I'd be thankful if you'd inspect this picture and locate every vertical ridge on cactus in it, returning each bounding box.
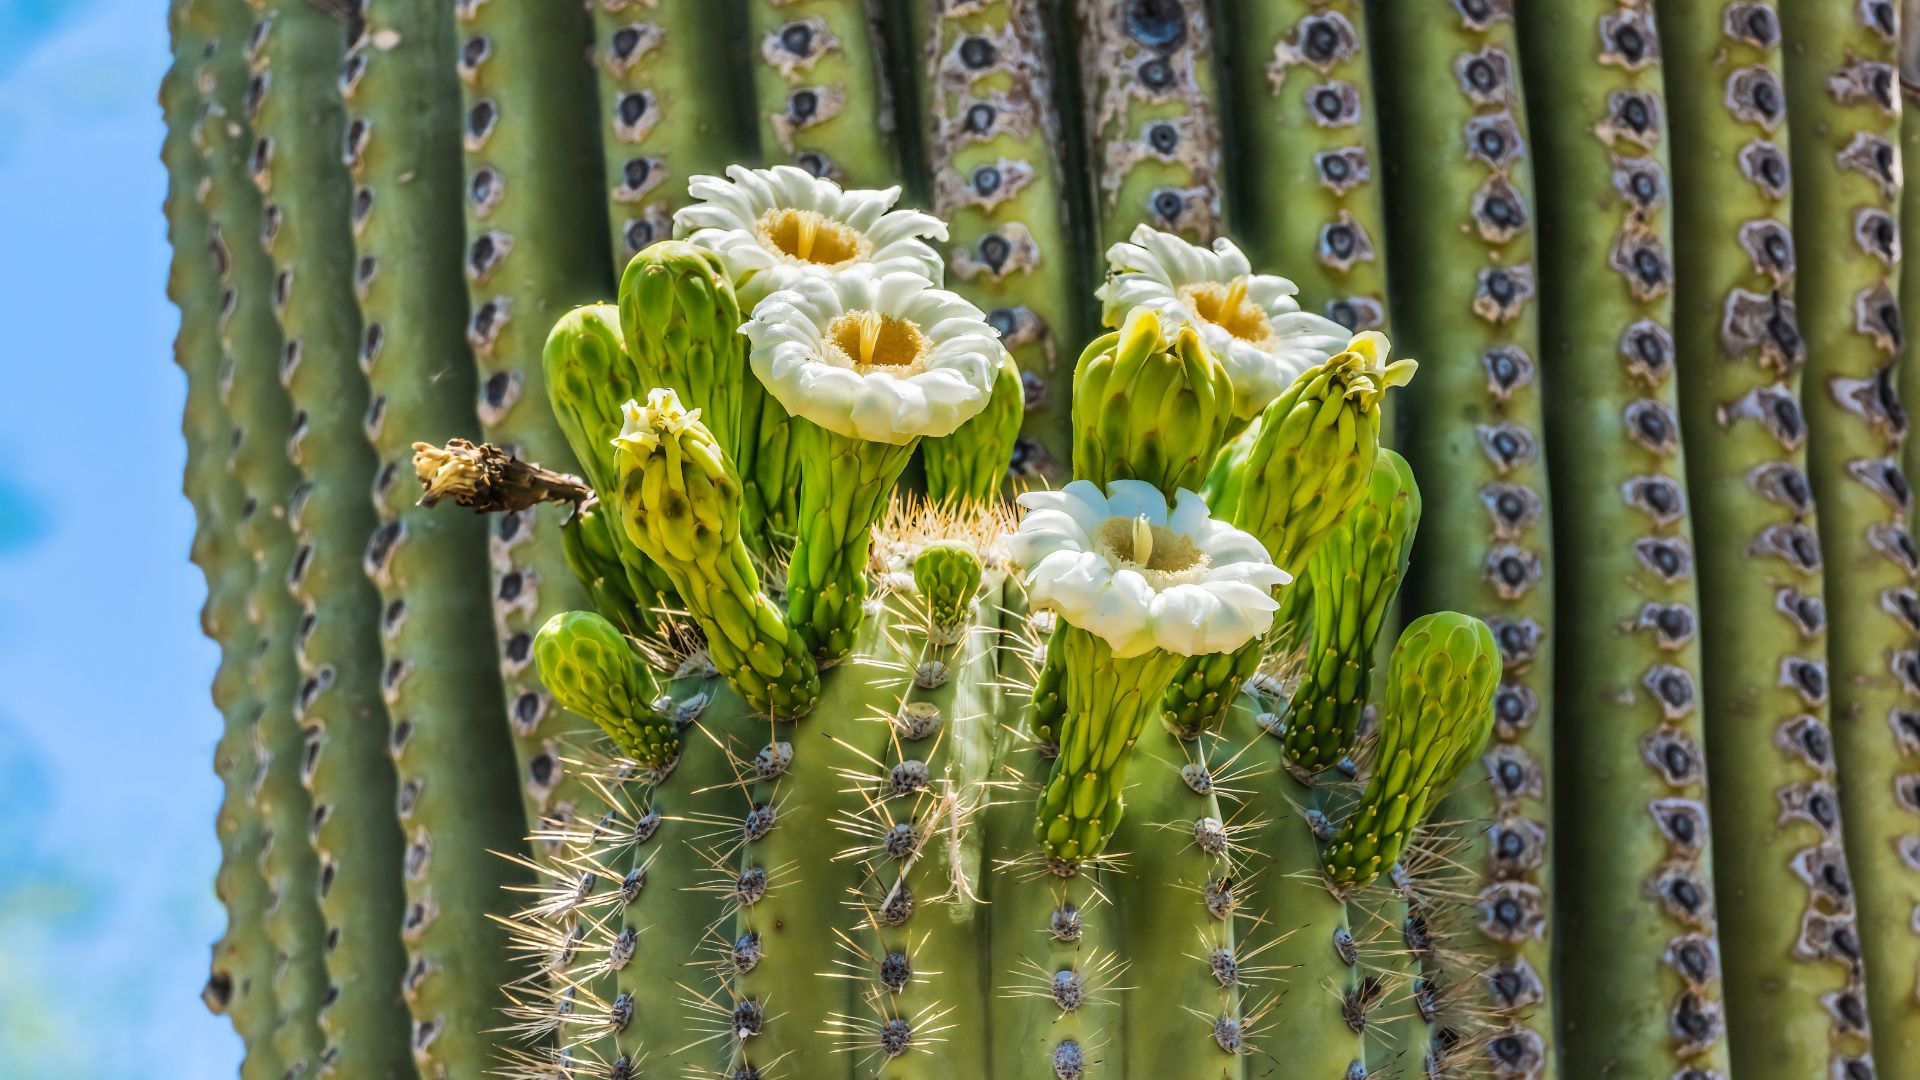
[1372,3,1557,1072]
[337,2,530,1072]
[195,0,331,1070]
[241,0,415,1072]
[1517,2,1731,1076]
[1780,0,1918,1066]
[749,0,896,183]
[166,10,281,1072]
[1661,1,1871,1075]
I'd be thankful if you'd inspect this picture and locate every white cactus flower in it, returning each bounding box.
[1006,479,1291,659]
[1096,225,1352,419]
[673,164,947,303]
[743,269,1002,445]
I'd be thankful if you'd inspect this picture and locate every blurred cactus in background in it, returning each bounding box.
[164,1,1920,1078]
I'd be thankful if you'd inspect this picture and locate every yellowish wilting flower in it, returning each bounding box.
[1006,479,1291,658]
[1096,225,1351,419]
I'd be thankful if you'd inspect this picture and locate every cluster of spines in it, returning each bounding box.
[199,0,332,1070]
[338,2,530,1072]
[1660,1,1872,1076]
[917,0,1083,484]
[1219,0,1389,335]
[1371,4,1553,1074]
[1516,2,1731,1076]
[748,0,896,183]
[1780,0,1915,1068]
[168,7,281,1071]
[1074,0,1225,247]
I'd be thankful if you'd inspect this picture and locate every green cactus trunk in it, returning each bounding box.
[1780,0,1918,1066]
[337,3,529,1071]
[1371,4,1556,1074]
[1660,0,1874,1074]
[749,0,896,182]
[166,11,281,1073]
[242,2,415,1072]
[1516,2,1730,1075]
[197,0,331,1070]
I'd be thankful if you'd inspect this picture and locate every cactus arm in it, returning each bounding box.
[1781,0,1920,1065]
[920,0,1083,484]
[925,347,1026,504]
[1368,5,1556,1071]
[196,1,331,1069]
[241,0,417,1072]
[1515,3,1733,1075]
[1108,729,1243,1079]
[1073,0,1227,247]
[1217,0,1390,337]
[748,0,897,182]
[451,0,613,836]
[338,5,531,1071]
[1659,1,1874,1074]
[167,13,282,1070]
[590,0,749,265]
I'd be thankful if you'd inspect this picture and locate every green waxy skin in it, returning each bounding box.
[1218,0,1390,337]
[1517,2,1730,1074]
[1074,0,1226,248]
[534,611,676,768]
[1282,448,1419,777]
[925,348,1026,504]
[618,241,750,468]
[612,395,819,716]
[198,1,329,1070]
[1370,4,1555,1069]
[1660,1,1872,1075]
[748,0,896,183]
[167,12,280,1071]
[590,0,747,265]
[786,427,917,662]
[918,0,1084,484]
[243,1,414,1073]
[338,5,530,1072]
[451,0,611,838]
[1782,0,1918,1068]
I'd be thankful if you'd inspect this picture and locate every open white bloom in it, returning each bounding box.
[743,269,1002,445]
[1007,479,1291,659]
[673,164,947,303]
[1096,225,1351,419]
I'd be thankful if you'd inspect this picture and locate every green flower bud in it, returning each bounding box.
[1073,306,1236,496]
[1322,611,1499,892]
[559,504,652,639]
[533,610,676,769]
[925,348,1024,504]
[617,240,749,466]
[912,540,985,639]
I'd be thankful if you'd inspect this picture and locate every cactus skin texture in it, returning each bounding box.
[198,0,331,1071]
[338,3,531,1072]
[750,0,896,182]
[1518,2,1731,1075]
[168,11,281,1072]
[242,0,415,1073]
[1219,0,1390,337]
[917,0,1082,485]
[1661,1,1874,1076]
[1782,0,1919,1067]
[1372,3,1557,1072]
[1075,0,1225,248]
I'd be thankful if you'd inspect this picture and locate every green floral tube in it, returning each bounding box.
[925,348,1026,504]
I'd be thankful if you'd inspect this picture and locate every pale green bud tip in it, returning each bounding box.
[1336,330,1417,409]
[612,387,705,459]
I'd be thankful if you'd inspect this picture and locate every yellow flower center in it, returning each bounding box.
[757,207,869,267]
[1178,278,1273,346]
[1097,514,1207,586]
[826,309,930,374]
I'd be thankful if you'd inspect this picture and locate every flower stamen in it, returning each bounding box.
[826,309,930,373]
[758,207,867,267]
[1179,278,1273,346]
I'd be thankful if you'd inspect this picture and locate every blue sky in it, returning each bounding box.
[0,0,240,1072]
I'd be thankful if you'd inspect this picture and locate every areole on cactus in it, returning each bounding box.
[405,164,1504,1079]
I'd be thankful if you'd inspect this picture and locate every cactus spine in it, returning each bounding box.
[1516,2,1730,1075]
[1660,1,1872,1074]
[241,0,415,1073]
[1074,0,1226,247]
[338,3,528,1071]
[1220,0,1390,338]
[199,0,331,1070]
[168,10,280,1071]
[918,0,1084,484]
[1372,4,1556,1072]
[1780,0,1917,1067]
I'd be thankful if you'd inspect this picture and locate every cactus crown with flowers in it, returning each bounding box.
[419,165,1498,1080]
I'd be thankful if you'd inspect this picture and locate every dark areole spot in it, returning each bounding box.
[611,26,641,59]
[1138,58,1174,90]
[972,165,1002,196]
[1306,23,1339,62]
[789,90,819,121]
[462,36,487,70]
[964,103,996,134]
[979,233,1012,271]
[471,99,499,136]
[796,151,831,176]
[1466,57,1496,91]
[621,159,649,190]
[959,35,996,69]
[1125,0,1188,50]
[1152,189,1185,223]
[1313,87,1346,120]
[614,94,643,127]
[1611,24,1645,63]
[781,22,813,56]
[1147,122,1179,154]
